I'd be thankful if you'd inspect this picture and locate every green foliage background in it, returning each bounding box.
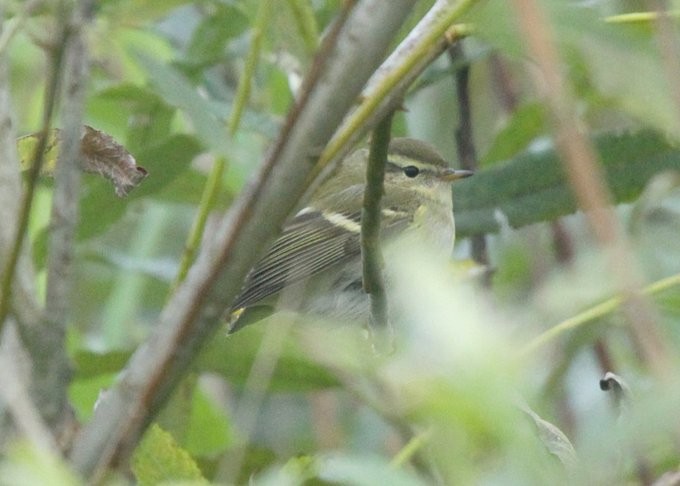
[4,0,680,484]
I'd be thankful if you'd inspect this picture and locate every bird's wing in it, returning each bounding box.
[230,205,412,312]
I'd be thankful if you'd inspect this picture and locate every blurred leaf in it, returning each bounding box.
[72,349,132,379]
[481,102,546,167]
[185,4,248,67]
[561,7,680,136]
[125,134,201,198]
[184,387,232,457]
[136,52,230,155]
[16,130,60,175]
[316,453,427,486]
[0,444,82,486]
[195,324,339,392]
[132,424,207,486]
[468,2,524,59]
[100,0,194,25]
[472,2,680,136]
[68,373,117,422]
[254,455,317,485]
[89,83,176,154]
[154,166,233,207]
[455,130,680,238]
[519,403,579,470]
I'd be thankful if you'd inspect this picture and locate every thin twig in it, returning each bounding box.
[286,0,319,54]
[0,7,42,337]
[227,1,272,136]
[0,324,59,454]
[0,0,43,56]
[520,272,680,357]
[362,112,393,348]
[314,0,479,187]
[173,3,272,289]
[172,156,226,288]
[448,43,490,275]
[0,6,69,335]
[511,0,674,379]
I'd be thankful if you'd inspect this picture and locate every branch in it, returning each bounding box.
[38,0,92,427]
[361,112,393,349]
[0,0,42,56]
[0,323,59,454]
[314,0,478,186]
[69,1,418,479]
[0,9,42,336]
[448,42,490,273]
[0,8,69,335]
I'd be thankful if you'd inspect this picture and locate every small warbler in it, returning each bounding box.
[228,138,472,332]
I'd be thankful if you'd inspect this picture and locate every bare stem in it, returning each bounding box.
[449,43,490,274]
[361,112,393,347]
[0,4,69,335]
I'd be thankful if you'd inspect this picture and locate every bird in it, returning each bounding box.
[228,138,472,333]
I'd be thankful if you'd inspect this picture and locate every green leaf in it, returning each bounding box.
[471,2,680,136]
[136,52,230,155]
[454,130,680,238]
[100,0,194,25]
[519,403,578,470]
[68,373,118,422]
[154,167,233,207]
[72,349,132,379]
[195,324,339,392]
[0,444,82,486]
[184,387,232,457]
[316,453,427,486]
[186,5,249,66]
[132,424,207,486]
[480,102,546,167]
[89,83,176,155]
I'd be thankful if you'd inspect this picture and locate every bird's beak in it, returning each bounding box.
[439,168,474,182]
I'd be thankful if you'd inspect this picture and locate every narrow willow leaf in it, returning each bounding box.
[519,403,578,470]
[17,126,147,197]
[454,130,680,238]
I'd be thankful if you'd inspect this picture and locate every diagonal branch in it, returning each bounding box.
[314,0,478,188]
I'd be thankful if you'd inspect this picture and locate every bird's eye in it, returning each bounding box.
[403,165,420,178]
